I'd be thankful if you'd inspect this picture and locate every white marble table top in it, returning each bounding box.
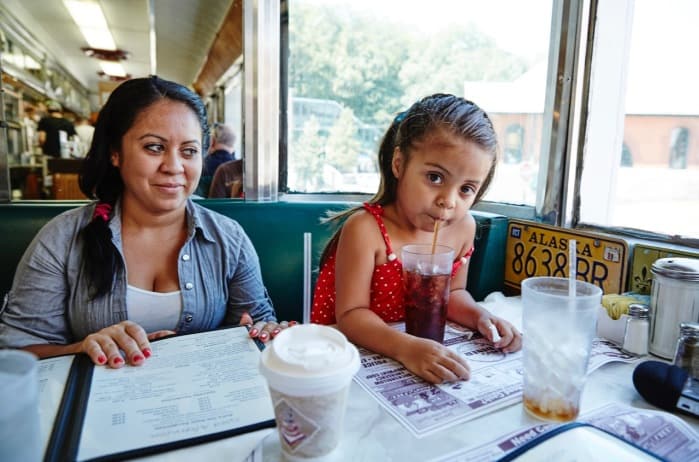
[260,360,698,461]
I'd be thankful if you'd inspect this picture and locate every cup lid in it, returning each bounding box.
[651,257,699,281]
[259,325,360,395]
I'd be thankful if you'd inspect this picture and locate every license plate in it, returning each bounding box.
[504,220,629,294]
[629,244,699,294]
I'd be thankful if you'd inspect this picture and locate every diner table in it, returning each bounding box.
[129,357,697,462]
[262,361,699,461]
[39,296,699,462]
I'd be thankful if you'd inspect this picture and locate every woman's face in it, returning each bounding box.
[111,99,203,215]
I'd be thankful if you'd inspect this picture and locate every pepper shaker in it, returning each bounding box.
[622,303,649,356]
[673,322,699,379]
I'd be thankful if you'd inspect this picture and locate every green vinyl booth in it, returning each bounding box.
[0,200,508,323]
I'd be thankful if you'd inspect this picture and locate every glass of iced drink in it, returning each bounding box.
[522,276,602,422]
[402,244,455,343]
[0,350,41,462]
[259,324,360,461]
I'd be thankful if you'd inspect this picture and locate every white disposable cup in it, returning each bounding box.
[521,277,602,422]
[0,350,41,462]
[259,325,360,462]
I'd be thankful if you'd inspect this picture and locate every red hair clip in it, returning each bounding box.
[93,203,112,222]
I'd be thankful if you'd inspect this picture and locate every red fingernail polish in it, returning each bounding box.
[260,333,268,339]
[250,329,259,336]
[273,329,281,335]
[133,354,144,362]
[289,321,298,326]
[142,348,152,358]
[97,355,106,364]
[113,357,124,365]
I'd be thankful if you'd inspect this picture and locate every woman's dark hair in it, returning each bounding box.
[79,75,210,298]
[319,93,498,265]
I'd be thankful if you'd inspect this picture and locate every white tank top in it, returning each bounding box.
[126,285,183,333]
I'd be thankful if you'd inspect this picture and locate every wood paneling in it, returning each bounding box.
[193,1,243,96]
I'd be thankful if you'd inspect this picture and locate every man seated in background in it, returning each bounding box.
[209,159,243,198]
[196,122,236,197]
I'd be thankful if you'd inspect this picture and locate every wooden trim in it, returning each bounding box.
[193,1,243,96]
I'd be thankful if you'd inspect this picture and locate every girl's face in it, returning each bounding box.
[392,129,493,232]
[111,99,203,215]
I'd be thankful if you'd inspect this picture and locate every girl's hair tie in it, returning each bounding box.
[93,203,112,222]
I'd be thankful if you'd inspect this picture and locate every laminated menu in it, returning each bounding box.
[37,326,275,462]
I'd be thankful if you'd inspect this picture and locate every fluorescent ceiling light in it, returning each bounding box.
[99,61,126,78]
[64,0,116,50]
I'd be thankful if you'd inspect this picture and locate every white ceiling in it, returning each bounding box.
[3,0,234,93]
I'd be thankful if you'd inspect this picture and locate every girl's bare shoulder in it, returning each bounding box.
[337,209,386,259]
[342,208,379,237]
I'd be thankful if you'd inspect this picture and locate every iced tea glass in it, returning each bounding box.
[522,277,602,422]
[402,244,455,343]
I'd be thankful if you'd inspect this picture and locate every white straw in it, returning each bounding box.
[302,232,312,324]
[568,239,577,298]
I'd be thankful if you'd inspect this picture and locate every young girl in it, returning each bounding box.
[311,94,521,384]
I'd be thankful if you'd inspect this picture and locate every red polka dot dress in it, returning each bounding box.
[311,203,474,325]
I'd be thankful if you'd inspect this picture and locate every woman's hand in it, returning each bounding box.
[79,321,175,368]
[478,315,522,353]
[396,335,471,384]
[238,312,297,343]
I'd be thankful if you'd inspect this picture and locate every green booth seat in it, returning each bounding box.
[0,200,508,323]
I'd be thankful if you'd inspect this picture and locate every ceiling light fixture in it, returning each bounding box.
[81,48,130,61]
[99,61,127,78]
[64,0,130,79]
[63,0,116,50]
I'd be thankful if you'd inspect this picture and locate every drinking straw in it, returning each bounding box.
[568,239,577,298]
[431,219,441,254]
[302,232,312,324]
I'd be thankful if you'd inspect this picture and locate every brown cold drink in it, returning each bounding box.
[404,270,450,343]
[401,244,454,344]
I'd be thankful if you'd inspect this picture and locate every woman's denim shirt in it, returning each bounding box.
[0,199,276,348]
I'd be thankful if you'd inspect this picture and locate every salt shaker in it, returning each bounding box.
[673,322,699,379]
[622,303,649,356]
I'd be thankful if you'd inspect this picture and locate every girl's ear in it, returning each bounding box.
[110,150,120,168]
[391,147,404,178]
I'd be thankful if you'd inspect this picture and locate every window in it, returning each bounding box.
[223,68,244,159]
[580,0,699,238]
[285,0,553,204]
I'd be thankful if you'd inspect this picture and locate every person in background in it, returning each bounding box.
[0,76,287,368]
[74,115,95,156]
[311,94,522,384]
[22,106,40,152]
[195,122,236,197]
[37,100,76,157]
[209,159,243,198]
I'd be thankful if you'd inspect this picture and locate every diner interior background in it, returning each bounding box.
[0,0,697,244]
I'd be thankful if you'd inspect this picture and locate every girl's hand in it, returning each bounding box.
[79,321,167,368]
[478,316,522,353]
[238,312,297,343]
[397,335,470,384]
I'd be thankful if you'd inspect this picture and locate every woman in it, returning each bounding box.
[0,76,282,368]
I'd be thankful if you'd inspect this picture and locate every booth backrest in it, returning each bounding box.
[0,201,508,322]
